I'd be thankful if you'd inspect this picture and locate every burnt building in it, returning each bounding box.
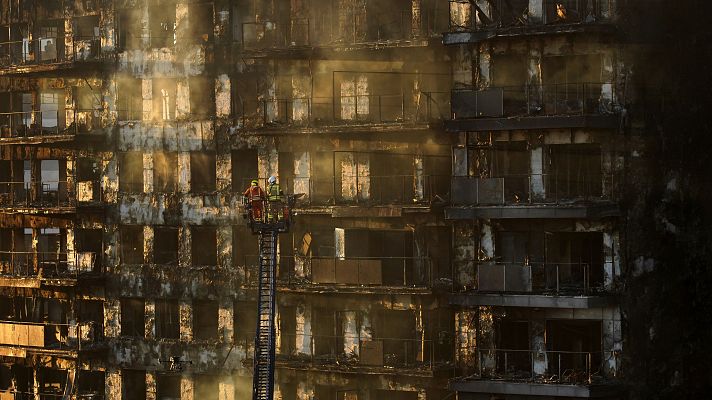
[1,0,701,400]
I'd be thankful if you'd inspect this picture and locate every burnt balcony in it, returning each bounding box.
[0,251,102,286]
[447,83,619,131]
[0,179,103,212]
[276,333,446,375]
[445,0,616,45]
[447,173,619,219]
[0,319,103,356]
[452,348,621,398]
[0,109,104,144]
[0,36,106,74]
[235,175,450,209]
[238,255,445,293]
[236,92,451,132]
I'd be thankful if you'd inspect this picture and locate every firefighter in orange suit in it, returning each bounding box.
[243,179,266,222]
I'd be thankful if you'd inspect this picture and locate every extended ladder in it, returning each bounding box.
[253,230,278,400]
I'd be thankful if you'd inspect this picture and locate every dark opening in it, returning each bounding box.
[366,0,412,41]
[117,9,141,50]
[77,370,104,397]
[344,229,414,286]
[193,300,218,340]
[189,76,215,117]
[495,320,530,375]
[194,374,219,400]
[153,152,177,192]
[156,374,181,400]
[545,232,604,292]
[119,152,144,193]
[120,225,144,265]
[547,319,602,379]
[312,308,339,357]
[191,226,216,266]
[121,298,144,337]
[369,153,414,204]
[188,4,214,43]
[154,226,179,265]
[122,369,147,400]
[149,5,176,48]
[311,152,334,204]
[155,299,180,339]
[547,144,602,199]
[117,77,143,120]
[233,225,258,282]
[233,300,256,344]
[190,152,216,193]
[231,149,258,192]
[374,310,417,367]
[75,228,102,272]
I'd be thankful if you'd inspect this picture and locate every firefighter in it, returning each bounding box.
[266,176,285,222]
[243,179,266,222]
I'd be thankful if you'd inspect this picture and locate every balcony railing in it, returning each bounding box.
[451,83,613,119]
[235,175,450,206]
[448,0,613,32]
[0,251,100,279]
[0,109,103,139]
[450,173,612,205]
[0,179,102,207]
[236,92,451,129]
[471,262,603,294]
[0,319,102,351]
[237,255,438,289]
[0,36,105,69]
[459,348,616,385]
[276,333,442,370]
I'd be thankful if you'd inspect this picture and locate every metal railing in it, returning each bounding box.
[235,175,451,206]
[0,109,102,139]
[0,319,102,351]
[241,19,311,49]
[236,91,451,129]
[276,333,441,370]
[0,181,70,207]
[471,262,603,294]
[0,36,105,68]
[0,251,100,279]
[448,0,612,32]
[237,255,436,289]
[451,83,613,119]
[460,348,614,385]
[450,172,612,205]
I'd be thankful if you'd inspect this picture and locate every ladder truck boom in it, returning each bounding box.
[243,189,295,400]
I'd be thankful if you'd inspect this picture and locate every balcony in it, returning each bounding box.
[236,92,451,132]
[447,83,619,132]
[0,320,103,357]
[450,262,615,308]
[0,110,104,144]
[0,251,102,287]
[276,333,446,376]
[445,0,616,45]
[239,256,444,293]
[447,173,619,219]
[0,36,106,75]
[452,348,621,397]
[0,180,103,212]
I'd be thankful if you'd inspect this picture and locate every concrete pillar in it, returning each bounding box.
[257,146,278,180]
[146,371,157,400]
[452,147,468,177]
[335,228,345,260]
[529,0,544,23]
[414,155,424,201]
[102,156,118,203]
[218,299,234,343]
[411,0,422,37]
[176,79,190,118]
[105,299,121,338]
[478,307,496,374]
[180,301,193,342]
[342,311,359,356]
[296,381,313,400]
[295,304,312,355]
[66,228,76,272]
[219,374,235,400]
[105,368,121,400]
[530,146,545,200]
[340,152,357,201]
[602,306,622,377]
[144,153,154,193]
[530,317,547,376]
[179,226,191,267]
[144,226,154,264]
[145,299,156,339]
[217,226,232,270]
[177,152,191,193]
[477,45,491,88]
[455,221,476,288]
[455,310,477,372]
[216,75,232,118]
[181,374,194,400]
[603,231,619,289]
[142,79,152,122]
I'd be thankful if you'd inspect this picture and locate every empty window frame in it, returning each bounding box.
[233,301,256,343]
[231,149,258,192]
[190,152,216,192]
[153,152,177,192]
[119,152,144,192]
[120,225,144,264]
[121,369,147,400]
[153,79,177,121]
[117,76,142,120]
[75,228,101,272]
[193,300,218,340]
[121,298,145,337]
[187,3,214,43]
[149,5,176,48]
[117,9,141,50]
[155,299,180,339]
[191,226,216,266]
[154,226,179,265]
[189,76,215,117]
[546,144,602,199]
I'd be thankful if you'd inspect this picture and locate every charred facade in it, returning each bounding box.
[0,0,687,400]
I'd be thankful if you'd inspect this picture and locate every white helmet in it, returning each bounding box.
[268,176,277,185]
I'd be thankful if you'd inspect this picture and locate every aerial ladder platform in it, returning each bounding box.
[243,191,295,400]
